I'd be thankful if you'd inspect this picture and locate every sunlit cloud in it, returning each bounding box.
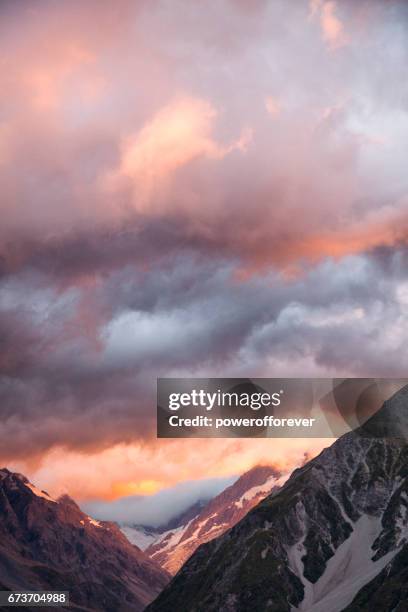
[310,0,348,50]
[106,96,251,213]
[0,0,407,505]
[9,438,329,504]
[265,96,281,116]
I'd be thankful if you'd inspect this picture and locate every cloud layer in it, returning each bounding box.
[83,476,237,527]
[1,0,408,503]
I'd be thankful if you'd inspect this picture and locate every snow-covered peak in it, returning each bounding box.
[139,464,285,574]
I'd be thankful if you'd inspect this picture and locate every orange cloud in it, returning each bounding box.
[310,0,348,50]
[265,96,281,117]
[0,0,404,275]
[234,202,408,275]
[106,96,251,212]
[9,438,329,502]
[111,480,164,497]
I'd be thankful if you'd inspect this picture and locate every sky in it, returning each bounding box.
[1,0,408,522]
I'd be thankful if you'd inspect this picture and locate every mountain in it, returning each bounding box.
[0,468,170,611]
[143,465,285,575]
[121,525,160,551]
[159,500,209,533]
[146,385,408,612]
[121,500,208,551]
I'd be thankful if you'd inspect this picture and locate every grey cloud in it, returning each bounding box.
[83,476,236,527]
[1,247,408,461]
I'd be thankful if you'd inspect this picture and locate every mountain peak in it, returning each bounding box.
[0,468,57,503]
[359,383,408,439]
[57,493,81,508]
[236,463,281,485]
[0,468,28,483]
[147,393,408,612]
[0,466,170,611]
[142,463,285,574]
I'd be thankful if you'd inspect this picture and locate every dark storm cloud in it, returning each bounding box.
[1,245,408,461]
[0,217,225,284]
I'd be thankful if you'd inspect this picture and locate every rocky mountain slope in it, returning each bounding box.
[142,465,284,575]
[146,385,408,612]
[0,469,170,611]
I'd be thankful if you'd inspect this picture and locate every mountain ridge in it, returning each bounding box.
[143,464,285,574]
[0,468,170,611]
[146,385,408,612]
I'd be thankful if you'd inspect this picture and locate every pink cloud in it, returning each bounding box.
[0,0,405,274]
[106,96,251,213]
[265,96,281,116]
[310,0,348,50]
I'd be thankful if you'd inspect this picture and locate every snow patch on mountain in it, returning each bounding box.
[287,535,307,585]
[146,385,408,612]
[235,473,288,509]
[121,526,159,550]
[153,522,193,554]
[293,514,399,611]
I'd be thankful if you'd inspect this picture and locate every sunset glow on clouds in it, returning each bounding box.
[9,437,328,504]
[310,1,348,50]
[1,0,408,513]
[107,96,252,213]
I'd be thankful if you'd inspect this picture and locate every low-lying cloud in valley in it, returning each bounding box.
[83,476,236,527]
